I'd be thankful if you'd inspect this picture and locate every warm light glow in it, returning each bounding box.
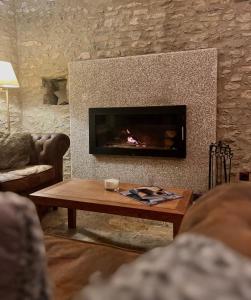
[0,61,19,88]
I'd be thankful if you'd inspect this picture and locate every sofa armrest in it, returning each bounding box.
[179,183,251,258]
[31,133,70,182]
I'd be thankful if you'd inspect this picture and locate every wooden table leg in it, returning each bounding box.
[68,208,76,229]
[35,204,49,221]
[173,217,182,238]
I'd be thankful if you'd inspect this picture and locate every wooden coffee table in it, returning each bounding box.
[30,179,193,237]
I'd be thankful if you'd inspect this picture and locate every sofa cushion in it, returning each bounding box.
[0,132,32,170]
[0,165,55,193]
[0,192,50,300]
[45,235,139,300]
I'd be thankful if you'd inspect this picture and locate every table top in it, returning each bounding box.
[30,179,193,216]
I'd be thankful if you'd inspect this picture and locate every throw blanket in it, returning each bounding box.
[0,192,51,300]
[0,132,32,170]
[82,233,251,300]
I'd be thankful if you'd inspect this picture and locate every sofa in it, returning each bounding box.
[0,132,70,195]
[1,184,251,300]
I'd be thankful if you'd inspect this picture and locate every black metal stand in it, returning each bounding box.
[208,141,233,190]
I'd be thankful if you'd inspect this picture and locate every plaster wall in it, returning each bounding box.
[69,49,217,192]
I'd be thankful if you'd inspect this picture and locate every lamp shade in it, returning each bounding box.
[0,61,19,88]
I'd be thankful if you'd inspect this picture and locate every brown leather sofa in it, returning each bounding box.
[180,183,251,259]
[45,235,139,300]
[0,133,70,195]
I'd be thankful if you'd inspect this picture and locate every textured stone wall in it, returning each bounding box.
[0,0,20,132]
[14,0,251,179]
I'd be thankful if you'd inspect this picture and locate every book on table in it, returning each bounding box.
[120,186,182,206]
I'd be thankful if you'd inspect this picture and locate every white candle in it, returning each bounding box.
[104,178,119,191]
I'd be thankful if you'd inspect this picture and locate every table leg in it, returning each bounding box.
[173,218,182,238]
[68,208,76,229]
[35,205,49,221]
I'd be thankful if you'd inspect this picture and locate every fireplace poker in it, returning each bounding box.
[209,144,213,189]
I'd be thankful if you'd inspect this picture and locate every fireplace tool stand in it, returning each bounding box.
[208,141,233,190]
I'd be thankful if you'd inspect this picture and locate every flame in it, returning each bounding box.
[127,136,139,145]
[126,129,139,145]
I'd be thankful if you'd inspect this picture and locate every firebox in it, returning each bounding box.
[89,106,186,158]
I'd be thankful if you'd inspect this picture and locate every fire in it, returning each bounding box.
[126,129,140,145]
[127,136,139,145]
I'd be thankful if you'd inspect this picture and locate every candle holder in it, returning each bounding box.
[104,179,120,191]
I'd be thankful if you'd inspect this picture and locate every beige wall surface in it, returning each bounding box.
[0,0,20,132]
[69,49,217,192]
[0,0,17,63]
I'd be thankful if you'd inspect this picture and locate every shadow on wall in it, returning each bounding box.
[42,77,68,105]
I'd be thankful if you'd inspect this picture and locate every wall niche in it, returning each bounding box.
[42,77,68,105]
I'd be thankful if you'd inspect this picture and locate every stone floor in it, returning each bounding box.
[41,208,173,251]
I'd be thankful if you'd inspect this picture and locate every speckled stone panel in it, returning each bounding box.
[69,49,217,193]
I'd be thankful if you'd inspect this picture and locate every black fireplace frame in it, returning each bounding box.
[89,105,186,158]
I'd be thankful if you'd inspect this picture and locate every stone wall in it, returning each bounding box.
[14,0,251,179]
[0,0,20,132]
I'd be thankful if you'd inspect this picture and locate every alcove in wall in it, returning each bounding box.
[42,77,68,105]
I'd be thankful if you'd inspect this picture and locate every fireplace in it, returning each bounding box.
[89,106,186,158]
